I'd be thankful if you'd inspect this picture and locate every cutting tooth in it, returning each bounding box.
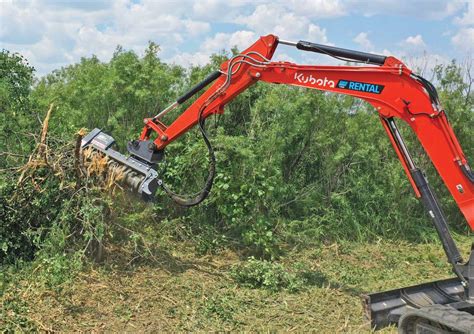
[81,147,146,193]
[122,170,145,192]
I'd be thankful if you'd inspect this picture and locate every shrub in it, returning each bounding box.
[230,257,304,292]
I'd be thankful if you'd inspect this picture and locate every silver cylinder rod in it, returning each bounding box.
[153,101,179,120]
[386,118,416,170]
[278,39,297,47]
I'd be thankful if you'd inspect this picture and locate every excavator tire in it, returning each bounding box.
[398,304,474,334]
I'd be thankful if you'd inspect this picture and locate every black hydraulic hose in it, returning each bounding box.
[161,105,216,207]
[461,164,474,183]
[411,73,440,105]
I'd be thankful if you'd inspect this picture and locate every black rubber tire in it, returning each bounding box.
[398,304,474,334]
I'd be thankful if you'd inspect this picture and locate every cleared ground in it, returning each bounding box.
[1,236,472,333]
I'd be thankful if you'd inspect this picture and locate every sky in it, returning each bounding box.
[1,0,473,76]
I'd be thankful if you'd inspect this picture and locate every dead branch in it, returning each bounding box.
[17,103,55,185]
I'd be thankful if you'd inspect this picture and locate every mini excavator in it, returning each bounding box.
[81,35,474,333]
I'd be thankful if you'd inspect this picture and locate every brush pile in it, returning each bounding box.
[13,104,127,194]
[0,105,126,264]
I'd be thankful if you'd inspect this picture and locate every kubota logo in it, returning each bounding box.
[294,73,335,88]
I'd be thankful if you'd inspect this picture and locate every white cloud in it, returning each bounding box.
[452,27,474,52]
[202,31,256,53]
[0,2,45,44]
[404,53,449,76]
[235,4,302,37]
[402,34,427,50]
[272,52,296,63]
[184,20,211,36]
[193,0,221,18]
[307,24,329,44]
[288,0,346,18]
[39,0,114,12]
[454,1,474,25]
[344,0,465,19]
[73,26,120,61]
[192,0,260,20]
[234,4,329,42]
[168,51,210,67]
[0,0,471,77]
[353,32,373,50]
[0,0,220,75]
[405,35,426,47]
[451,1,474,54]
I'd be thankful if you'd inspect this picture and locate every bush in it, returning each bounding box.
[0,180,61,263]
[0,127,111,266]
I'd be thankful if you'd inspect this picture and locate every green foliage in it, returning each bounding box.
[32,42,185,142]
[434,61,473,158]
[0,50,34,113]
[1,295,36,332]
[34,251,83,292]
[0,50,36,168]
[201,293,237,323]
[1,42,472,334]
[230,257,304,292]
[0,136,110,266]
[1,44,472,271]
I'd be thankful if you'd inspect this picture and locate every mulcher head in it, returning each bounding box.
[81,128,161,201]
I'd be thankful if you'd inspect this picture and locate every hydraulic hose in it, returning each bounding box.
[461,164,474,183]
[159,52,270,207]
[161,105,216,207]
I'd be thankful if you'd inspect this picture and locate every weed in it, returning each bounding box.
[230,257,304,292]
[0,296,37,332]
[202,294,236,323]
[114,304,134,322]
[194,226,228,255]
[34,252,83,292]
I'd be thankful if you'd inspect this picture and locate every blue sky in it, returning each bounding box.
[1,0,473,76]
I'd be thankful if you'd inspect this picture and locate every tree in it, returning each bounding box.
[0,50,35,168]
